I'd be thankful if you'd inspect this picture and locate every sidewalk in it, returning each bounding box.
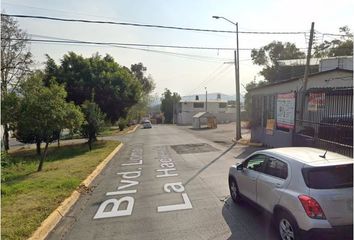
[175,123,250,147]
[174,123,263,160]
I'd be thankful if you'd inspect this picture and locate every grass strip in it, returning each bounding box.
[1,140,120,240]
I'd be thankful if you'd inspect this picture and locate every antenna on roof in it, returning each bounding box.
[319,149,328,159]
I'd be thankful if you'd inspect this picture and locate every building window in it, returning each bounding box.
[219,102,227,108]
[193,102,204,108]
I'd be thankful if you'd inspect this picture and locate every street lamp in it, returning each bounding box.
[212,16,241,141]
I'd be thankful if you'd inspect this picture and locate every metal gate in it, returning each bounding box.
[294,88,353,157]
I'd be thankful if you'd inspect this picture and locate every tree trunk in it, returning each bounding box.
[36,141,41,156]
[88,136,92,151]
[57,130,61,148]
[37,142,49,172]
[3,124,10,152]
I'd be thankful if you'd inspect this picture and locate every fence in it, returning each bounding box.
[294,88,353,157]
[251,88,353,157]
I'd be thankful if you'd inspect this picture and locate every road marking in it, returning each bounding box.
[164,182,184,193]
[117,171,141,179]
[156,168,178,178]
[94,197,134,219]
[93,145,143,220]
[106,180,139,196]
[158,193,192,213]
[155,146,193,213]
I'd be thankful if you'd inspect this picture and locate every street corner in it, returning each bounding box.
[232,137,263,147]
[126,124,140,134]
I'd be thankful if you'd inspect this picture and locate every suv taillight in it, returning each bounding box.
[298,195,326,219]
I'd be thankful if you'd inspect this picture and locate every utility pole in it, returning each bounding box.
[212,16,241,141]
[235,21,241,140]
[303,22,315,93]
[172,102,175,124]
[300,22,315,123]
[205,87,208,112]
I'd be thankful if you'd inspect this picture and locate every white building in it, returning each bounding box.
[319,56,353,72]
[175,99,236,125]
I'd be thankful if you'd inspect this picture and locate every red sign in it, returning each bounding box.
[308,93,325,111]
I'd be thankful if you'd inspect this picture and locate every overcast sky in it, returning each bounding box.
[2,0,353,97]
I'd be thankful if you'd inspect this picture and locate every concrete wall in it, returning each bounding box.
[251,126,293,148]
[179,100,228,113]
[176,100,236,125]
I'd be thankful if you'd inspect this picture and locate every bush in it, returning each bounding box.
[118,119,127,131]
[1,151,12,169]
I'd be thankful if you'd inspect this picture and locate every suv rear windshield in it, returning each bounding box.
[302,164,353,189]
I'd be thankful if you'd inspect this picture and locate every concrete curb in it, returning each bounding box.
[28,143,124,240]
[126,124,140,134]
[232,138,263,147]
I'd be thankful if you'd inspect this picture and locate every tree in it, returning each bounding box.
[160,89,181,124]
[130,63,155,94]
[80,100,106,151]
[43,54,60,86]
[243,80,268,119]
[123,63,156,124]
[126,95,153,123]
[15,71,84,171]
[1,92,20,147]
[56,101,84,147]
[45,52,142,123]
[314,26,353,58]
[251,41,305,82]
[1,14,33,151]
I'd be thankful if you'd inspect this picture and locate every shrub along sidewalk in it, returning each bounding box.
[1,140,120,240]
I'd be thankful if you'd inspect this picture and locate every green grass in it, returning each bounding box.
[1,140,120,240]
[99,126,120,136]
[98,125,136,137]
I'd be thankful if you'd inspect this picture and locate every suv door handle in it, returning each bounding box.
[275,183,282,188]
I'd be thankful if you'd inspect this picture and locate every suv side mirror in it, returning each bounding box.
[236,164,244,171]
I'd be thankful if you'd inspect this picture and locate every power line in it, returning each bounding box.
[186,64,226,95]
[3,38,252,50]
[203,65,233,88]
[5,37,318,51]
[5,36,349,54]
[2,2,123,21]
[29,34,233,62]
[1,13,308,35]
[186,64,233,95]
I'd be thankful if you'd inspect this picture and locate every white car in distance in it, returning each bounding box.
[228,147,353,240]
[142,119,152,129]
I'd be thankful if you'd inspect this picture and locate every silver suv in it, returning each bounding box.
[228,147,353,240]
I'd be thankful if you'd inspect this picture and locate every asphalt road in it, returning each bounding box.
[47,124,277,240]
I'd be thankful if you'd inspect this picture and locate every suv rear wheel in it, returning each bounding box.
[276,211,300,240]
[229,178,241,203]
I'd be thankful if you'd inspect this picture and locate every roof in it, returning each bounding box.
[192,112,215,118]
[248,68,353,92]
[260,147,353,166]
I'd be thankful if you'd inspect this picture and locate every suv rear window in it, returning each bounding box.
[302,164,353,189]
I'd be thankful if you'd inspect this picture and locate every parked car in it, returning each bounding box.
[229,147,353,240]
[142,120,152,129]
